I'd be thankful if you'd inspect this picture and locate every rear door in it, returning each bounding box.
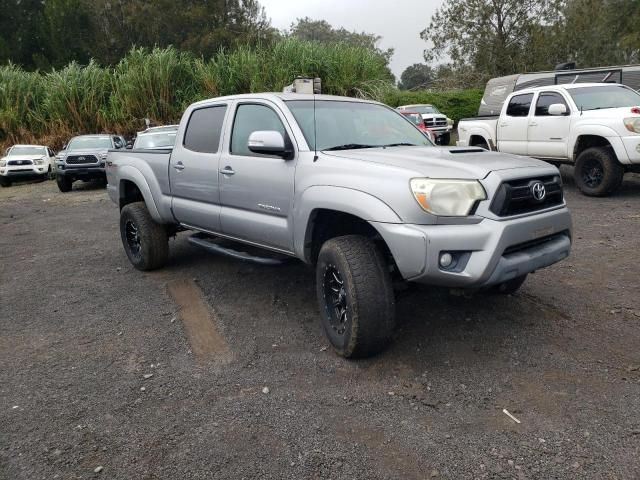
[217,101,297,252]
[497,93,534,155]
[527,91,571,159]
[170,103,228,232]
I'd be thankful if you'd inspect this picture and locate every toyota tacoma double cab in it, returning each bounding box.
[56,134,126,192]
[457,83,640,196]
[107,93,572,358]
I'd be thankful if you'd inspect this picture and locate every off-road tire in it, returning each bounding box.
[0,177,11,188]
[490,274,528,295]
[119,201,168,271]
[56,175,72,192]
[574,147,624,197]
[316,235,395,358]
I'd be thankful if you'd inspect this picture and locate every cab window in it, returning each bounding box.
[231,104,286,157]
[535,92,569,116]
[183,105,227,153]
[506,93,534,117]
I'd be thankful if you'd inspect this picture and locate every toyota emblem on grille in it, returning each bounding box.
[531,181,546,201]
[79,156,85,162]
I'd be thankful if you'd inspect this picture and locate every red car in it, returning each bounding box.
[399,111,436,143]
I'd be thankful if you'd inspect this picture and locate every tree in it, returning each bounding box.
[421,0,563,83]
[398,63,434,90]
[289,17,394,63]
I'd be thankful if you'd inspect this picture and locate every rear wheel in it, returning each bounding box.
[574,147,624,196]
[119,201,168,271]
[316,235,395,358]
[56,175,72,192]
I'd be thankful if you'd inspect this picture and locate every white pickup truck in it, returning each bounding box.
[457,83,640,196]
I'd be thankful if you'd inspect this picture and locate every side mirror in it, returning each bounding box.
[548,103,568,116]
[247,131,292,158]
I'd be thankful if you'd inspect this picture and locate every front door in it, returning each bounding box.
[218,101,297,252]
[497,93,534,155]
[527,92,571,159]
[170,104,228,232]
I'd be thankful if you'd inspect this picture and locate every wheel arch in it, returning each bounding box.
[117,167,162,222]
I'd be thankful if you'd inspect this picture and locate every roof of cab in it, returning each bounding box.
[190,93,377,108]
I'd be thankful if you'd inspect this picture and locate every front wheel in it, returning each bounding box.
[56,175,72,192]
[119,202,168,271]
[574,147,624,196]
[439,132,451,146]
[316,235,395,358]
[0,177,11,188]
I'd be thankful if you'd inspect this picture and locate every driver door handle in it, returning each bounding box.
[220,166,235,176]
[529,121,538,127]
[173,161,185,171]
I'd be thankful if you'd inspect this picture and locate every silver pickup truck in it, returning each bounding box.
[106,93,572,358]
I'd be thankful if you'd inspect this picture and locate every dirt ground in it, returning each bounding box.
[1,170,639,480]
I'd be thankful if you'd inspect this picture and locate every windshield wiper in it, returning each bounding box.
[323,143,377,151]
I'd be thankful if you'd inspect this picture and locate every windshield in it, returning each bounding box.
[410,105,440,115]
[569,85,640,111]
[8,146,46,156]
[134,131,177,149]
[68,136,112,150]
[286,100,433,151]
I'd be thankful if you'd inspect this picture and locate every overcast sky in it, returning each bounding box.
[259,0,445,79]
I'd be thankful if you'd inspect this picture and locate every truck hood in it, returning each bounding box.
[2,154,45,161]
[579,106,639,120]
[64,148,109,157]
[324,146,549,179]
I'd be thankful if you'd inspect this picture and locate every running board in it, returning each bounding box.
[187,233,288,266]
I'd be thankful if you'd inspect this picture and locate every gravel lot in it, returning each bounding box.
[1,171,639,480]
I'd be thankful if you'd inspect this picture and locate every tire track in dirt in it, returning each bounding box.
[166,278,232,364]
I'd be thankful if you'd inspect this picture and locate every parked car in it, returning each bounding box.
[56,134,126,192]
[397,104,452,145]
[457,82,640,196]
[399,111,436,142]
[133,125,179,150]
[0,144,56,187]
[107,93,572,358]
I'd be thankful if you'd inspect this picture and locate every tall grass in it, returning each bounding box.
[0,39,479,149]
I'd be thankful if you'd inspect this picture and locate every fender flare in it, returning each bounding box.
[293,185,402,261]
[117,166,163,222]
[570,126,630,164]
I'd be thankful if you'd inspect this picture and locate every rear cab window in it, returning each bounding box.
[506,93,534,117]
[183,105,228,153]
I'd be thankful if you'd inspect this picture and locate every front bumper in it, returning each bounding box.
[0,165,48,178]
[57,164,105,180]
[372,206,572,288]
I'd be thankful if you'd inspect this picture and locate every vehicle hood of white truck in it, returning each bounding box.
[324,146,548,179]
[2,154,47,162]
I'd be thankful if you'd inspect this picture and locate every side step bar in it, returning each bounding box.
[187,233,288,266]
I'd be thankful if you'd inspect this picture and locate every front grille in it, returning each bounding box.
[424,118,447,128]
[490,176,563,217]
[8,160,33,166]
[66,154,99,165]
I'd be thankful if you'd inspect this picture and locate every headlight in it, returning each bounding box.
[410,178,486,216]
[623,117,640,133]
[0,160,6,167]
[100,153,108,160]
[34,158,45,165]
